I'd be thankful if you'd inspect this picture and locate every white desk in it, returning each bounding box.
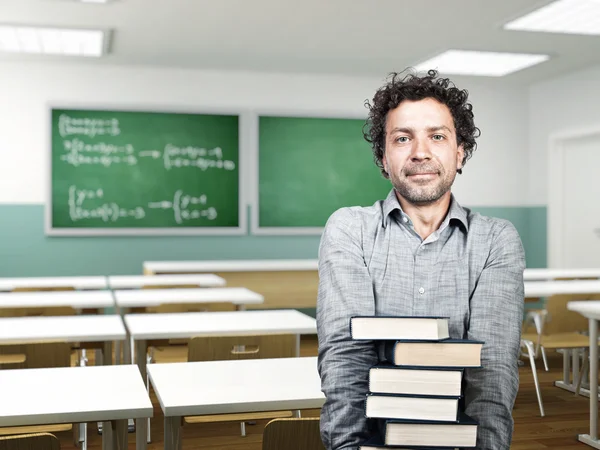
[125,309,317,382]
[524,268,600,281]
[0,365,153,450]
[0,276,108,291]
[525,280,600,298]
[567,301,600,449]
[0,315,126,344]
[114,287,264,311]
[0,314,126,366]
[147,356,324,450]
[0,290,115,312]
[108,274,226,289]
[143,259,318,274]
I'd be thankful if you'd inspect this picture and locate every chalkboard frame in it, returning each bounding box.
[251,109,379,236]
[45,103,247,236]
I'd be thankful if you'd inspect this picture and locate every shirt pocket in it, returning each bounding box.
[427,257,470,339]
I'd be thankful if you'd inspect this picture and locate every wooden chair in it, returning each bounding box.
[262,418,325,450]
[140,284,236,444]
[0,342,71,370]
[522,293,600,353]
[521,292,600,407]
[185,334,297,437]
[0,433,61,450]
[0,344,78,446]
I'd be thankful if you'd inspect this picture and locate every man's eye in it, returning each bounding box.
[432,134,445,141]
[396,136,409,143]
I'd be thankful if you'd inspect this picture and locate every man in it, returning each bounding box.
[316,69,525,450]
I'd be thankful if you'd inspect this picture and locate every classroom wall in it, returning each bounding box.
[529,63,600,205]
[0,61,543,276]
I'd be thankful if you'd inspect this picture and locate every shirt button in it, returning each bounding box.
[402,217,408,223]
[419,287,425,294]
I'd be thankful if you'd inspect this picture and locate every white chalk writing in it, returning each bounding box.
[68,185,217,224]
[58,114,120,138]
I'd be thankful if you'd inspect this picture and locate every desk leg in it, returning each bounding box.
[164,416,182,450]
[136,339,152,443]
[295,334,300,357]
[136,418,148,450]
[116,420,127,450]
[101,421,115,450]
[137,340,148,384]
[578,318,600,449]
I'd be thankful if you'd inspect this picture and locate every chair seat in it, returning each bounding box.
[0,424,72,436]
[0,354,26,365]
[521,332,590,349]
[184,410,293,424]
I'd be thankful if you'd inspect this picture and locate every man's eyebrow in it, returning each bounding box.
[426,125,453,133]
[388,125,453,135]
[389,127,414,134]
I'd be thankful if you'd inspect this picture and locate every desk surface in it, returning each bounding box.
[143,259,318,273]
[568,301,600,320]
[0,276,108,291]
[114,287,264,307]
[0,315,126,344]
[107,274,226,289]
[0,365,153,427]
[524,268,600,281]
[0,290,115,309]
[147,356,324,416]
[525,280,600,298]
[125,309,317,340]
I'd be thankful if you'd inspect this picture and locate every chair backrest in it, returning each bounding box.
[262,418,325,450]
[142,285,236,313]
[0,307,76,318]
[0,343,71,370]
[544,293,600,335]
[12,287,75,292]
[188,334,296,362]
[0,432,60,450]
[146,302,236,313]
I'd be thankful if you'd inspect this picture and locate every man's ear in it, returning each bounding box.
[457,145,464,170]
[382,153,388,174]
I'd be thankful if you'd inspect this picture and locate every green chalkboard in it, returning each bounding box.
[48,107,242,235]
[256,115,392,232]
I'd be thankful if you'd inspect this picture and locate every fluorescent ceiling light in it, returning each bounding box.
[504,0,600,36]
[0,25,106,57]
[414,49,549,77]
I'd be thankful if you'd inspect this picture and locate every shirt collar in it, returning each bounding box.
[381,189,469,232]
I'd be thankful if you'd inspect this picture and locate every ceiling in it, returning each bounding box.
[1,0,600,85]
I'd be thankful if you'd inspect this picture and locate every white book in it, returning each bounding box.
[350,316,449,341]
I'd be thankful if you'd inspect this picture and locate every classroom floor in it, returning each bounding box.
[52,336,593,449]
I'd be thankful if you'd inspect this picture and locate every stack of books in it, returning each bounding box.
[349,315,483,449]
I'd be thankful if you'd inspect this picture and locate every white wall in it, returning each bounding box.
[529,63,600,205]
[0,61,530,206]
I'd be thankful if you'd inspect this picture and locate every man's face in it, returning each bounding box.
[382,97,464,205]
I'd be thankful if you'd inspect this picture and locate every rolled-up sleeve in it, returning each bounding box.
[317,208,379,450]
[463,222,525,450]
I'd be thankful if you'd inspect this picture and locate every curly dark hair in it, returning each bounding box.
[363,69,480,176]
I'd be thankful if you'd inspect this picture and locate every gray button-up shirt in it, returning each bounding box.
[316,189,525,450]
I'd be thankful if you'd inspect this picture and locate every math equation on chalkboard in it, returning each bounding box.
[48,108,243,235]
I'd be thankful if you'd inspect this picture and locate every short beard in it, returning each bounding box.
[390,167,456,205]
